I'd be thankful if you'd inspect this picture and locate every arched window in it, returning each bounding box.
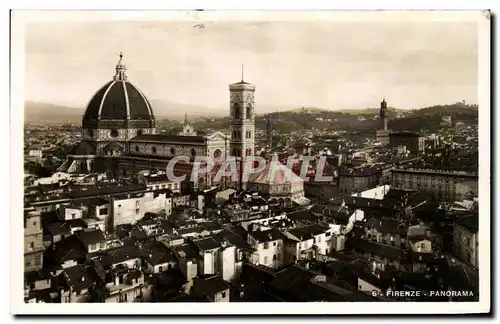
[246,104,252,119]
[190,149,196,157]
[110,129,119,138]
[170,147,175,155]
[135,145,139,152]
[152,146,157,154]
[213,149,222,160]
[137,129,143,136]
[233,103,240,119]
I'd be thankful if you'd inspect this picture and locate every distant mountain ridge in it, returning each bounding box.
[23,100,227,122]
[23,100,478,122]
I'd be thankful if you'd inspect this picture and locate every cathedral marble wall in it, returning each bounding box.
[127,141,206,158]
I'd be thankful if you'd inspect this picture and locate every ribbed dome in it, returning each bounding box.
[83,53,154,122]
[84,80,154,120]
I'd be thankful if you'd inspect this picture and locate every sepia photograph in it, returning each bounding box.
[10,9,491,315]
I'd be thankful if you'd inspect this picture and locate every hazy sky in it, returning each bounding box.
[24,15,479,111]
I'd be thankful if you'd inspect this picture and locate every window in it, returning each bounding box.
[221,291,227,298]
[264,256,268,264]
[137,130,143,136]
[246,104,252,119]
[233,103,240,119]
[34,254,41,266]
[317,236,321,243]
[32,220,37,226]
[190,149,196,157]
[71,213,76,219]
[263,242,269,249]
[273,255,277,260]
[90,244,96,251]
[170,147,176,155]
[136,201,140,207]
[420,243,425,249]
[29,242,34,251]
[135,145,139,152]
[152,146,157,154]
[99,208,108,215]
[273,242,277,246]
[213,149,222,160]
[159,266,163,272]
[325,232,331,237]
[110,129,119,138]
[135,208,140,214]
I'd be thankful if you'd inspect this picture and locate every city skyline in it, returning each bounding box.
[24,12,478,111]
[14,10,488,314]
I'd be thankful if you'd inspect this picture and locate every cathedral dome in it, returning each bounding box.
[82,53,155,128]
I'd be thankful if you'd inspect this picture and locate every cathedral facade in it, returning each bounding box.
[59,54,253,187]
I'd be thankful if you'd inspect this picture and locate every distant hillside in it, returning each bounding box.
[149,99,226,120]
[339,107,407,116]
[24,100,226,122]
[408,102,478,117]
[24,101,84,122]
[190,102,479,134]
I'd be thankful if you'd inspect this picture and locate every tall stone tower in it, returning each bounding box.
[380,98,388,130]
[376,98,391,146]
[229,68,255,159]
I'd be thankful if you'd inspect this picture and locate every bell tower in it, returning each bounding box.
[380,98,388,130]
[229,66,255,159]
[376,97,391,146]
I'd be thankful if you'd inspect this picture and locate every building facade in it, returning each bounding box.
[24,208,44,272]
[391,168,478,202]
[453,214,479,268]
[389,132,425,155]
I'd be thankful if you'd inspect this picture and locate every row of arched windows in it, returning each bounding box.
[232,129,252,140]
[231,148,253,157]
[232,103,253,120]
